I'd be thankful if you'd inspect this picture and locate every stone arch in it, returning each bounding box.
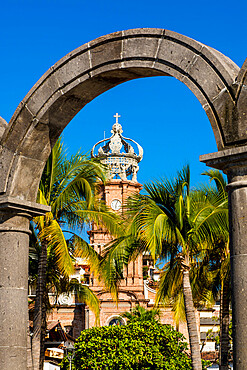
[1,28,247,369]
[0,28,241,204]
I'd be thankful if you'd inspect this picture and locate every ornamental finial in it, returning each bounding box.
[114,113,121,124]
[112,113,123,135]
[91,114,143,182]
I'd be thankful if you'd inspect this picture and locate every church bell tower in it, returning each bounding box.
[88,114,149,327]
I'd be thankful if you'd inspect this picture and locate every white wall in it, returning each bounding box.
[44,362,60,370]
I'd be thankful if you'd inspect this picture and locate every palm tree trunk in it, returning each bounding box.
[32,239,47,370]
[183,269,202,370]
[219,273,230,370]
[40,292,48,368]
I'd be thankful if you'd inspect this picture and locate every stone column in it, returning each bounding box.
[0,196,49,370]
[200,145,247,370]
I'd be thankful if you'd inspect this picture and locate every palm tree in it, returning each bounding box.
[31,139,120,370]
[122,165,228,370]
[121,305,160,324]
[154,254,214,333]
[29,237,100,322]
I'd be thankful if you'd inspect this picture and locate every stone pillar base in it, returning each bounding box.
[0,196,50,370]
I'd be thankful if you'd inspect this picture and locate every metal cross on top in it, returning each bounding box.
[114,113,121,124]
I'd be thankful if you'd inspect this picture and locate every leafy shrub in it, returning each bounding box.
[61,321,192,369]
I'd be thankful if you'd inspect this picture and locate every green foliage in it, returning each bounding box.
[121,305,161,324]
[61,321,192,370]
[35,137,107,276]
[202,359,212,369]
[30,139,121,319]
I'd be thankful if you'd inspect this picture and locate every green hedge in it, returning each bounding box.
[61,321,192,369]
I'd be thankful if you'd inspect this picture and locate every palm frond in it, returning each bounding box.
[99,236,131,301]
[74,206,123,238]
[70,234,101,274]
[69,279,100,326]
[39,219,74,276]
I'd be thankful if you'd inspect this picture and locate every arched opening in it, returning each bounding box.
[107,316,126,326]
[1,28,247,370]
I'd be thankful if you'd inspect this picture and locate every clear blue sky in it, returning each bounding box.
[1,0,247,187]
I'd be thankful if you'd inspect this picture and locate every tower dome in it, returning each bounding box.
[91,113,143,182]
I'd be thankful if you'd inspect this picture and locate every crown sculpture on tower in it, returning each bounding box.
[91,113,143,182]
